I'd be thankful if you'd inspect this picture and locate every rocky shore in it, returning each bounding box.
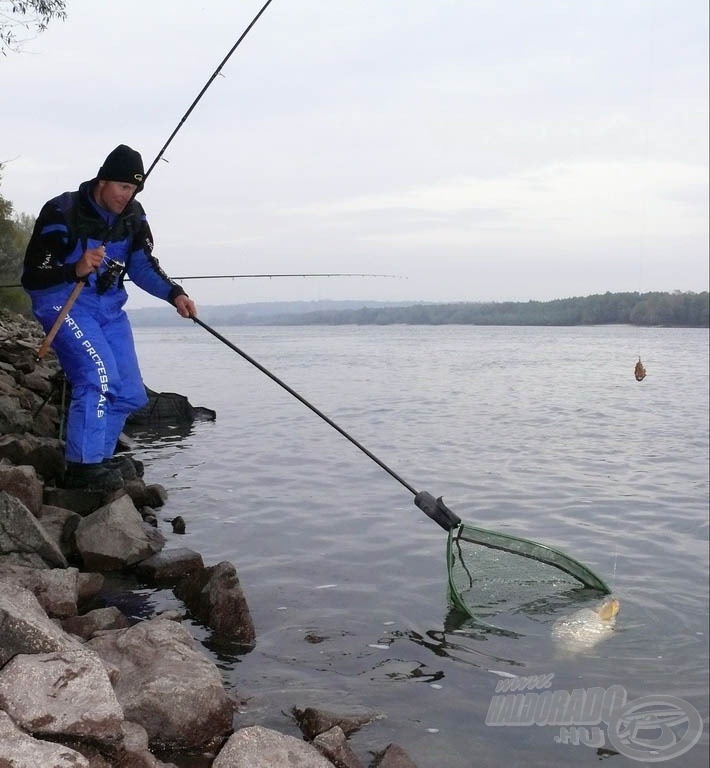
[0,308,418,768]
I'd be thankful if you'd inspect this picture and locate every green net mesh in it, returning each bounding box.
[446,523,610,620]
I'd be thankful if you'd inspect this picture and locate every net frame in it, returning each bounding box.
[446,522,611,620]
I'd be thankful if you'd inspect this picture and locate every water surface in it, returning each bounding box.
[127,324,709,767]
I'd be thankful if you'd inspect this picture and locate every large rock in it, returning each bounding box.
[293,705,381,740]
[134,548,204,583]
[74,493,165,570]
[86,617,233,749]
[35,504,82,560]
[0,710,89,768]
[0,491,68,568]
[213,725,334,768]
[0,564,80,618]
[0,393,33,433]
[0,432,65,485]
[0,649,125,744]
[173,560,256,645]
[372,744,420,768]
[313,725,364,768]
[0,465,45,517]
[0,585,82,666]
[61,606,131,640]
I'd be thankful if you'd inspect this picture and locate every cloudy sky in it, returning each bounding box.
[2,0,708,309]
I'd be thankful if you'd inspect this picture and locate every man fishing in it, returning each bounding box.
[22,144,197,492]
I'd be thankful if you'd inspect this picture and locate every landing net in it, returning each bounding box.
[446,523,610,620]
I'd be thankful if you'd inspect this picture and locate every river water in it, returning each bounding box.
[124,323,708,767]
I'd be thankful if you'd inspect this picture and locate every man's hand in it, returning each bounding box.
[174,294,197,318]
[75,246,107,278]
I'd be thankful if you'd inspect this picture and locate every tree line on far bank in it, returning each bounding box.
[1,169,707,327]
[269,291,709,328]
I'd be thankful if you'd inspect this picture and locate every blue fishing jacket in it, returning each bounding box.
[22,179,186,309]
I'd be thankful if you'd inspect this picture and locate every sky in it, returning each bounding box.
[2,0,708,309]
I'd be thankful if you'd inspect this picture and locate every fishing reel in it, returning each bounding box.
[96,257,125,294]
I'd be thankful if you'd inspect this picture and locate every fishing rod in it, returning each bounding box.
[190,314,461,532]
[36,0,275,360]
[0,273,403,289]
[188,314,613,609]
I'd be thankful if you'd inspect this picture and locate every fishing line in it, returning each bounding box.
[36,0,276,359]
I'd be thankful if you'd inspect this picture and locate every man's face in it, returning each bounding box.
[94,180,138,214]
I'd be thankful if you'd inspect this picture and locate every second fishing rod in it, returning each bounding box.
[37,0,275,360]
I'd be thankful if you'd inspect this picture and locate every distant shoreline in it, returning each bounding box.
[128,290,709,329]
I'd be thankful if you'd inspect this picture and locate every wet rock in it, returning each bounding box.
[134,547,204,583]
[371,743,419,768]
[0,464,44,516]
[293,705,382,740]
[125,480,169,509]
[170,515,186,534]
[0,564,80,618]
[61,606,131,640]
[174,560,256,645]
[74,493,165,571]
[313,725,365,768]
[0,585,83,666]
[0,709,90,768]
[213,725,334,768]
[0,649,124,744]
[0,490,68,569]
[85,617,234,750]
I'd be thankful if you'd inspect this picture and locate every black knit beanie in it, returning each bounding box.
[96,145,145,190]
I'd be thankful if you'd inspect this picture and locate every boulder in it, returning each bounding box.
[293,705,382,740]
[74,493,165,571]
[134,548,204,583]
[0,564,80,618]
[213,725,334,768]
[86,617,234,749]
[0,393,33,433]
[0,649,124,744]
[0,432,65,485]
[61,606,131,640]
[36,504,82,560]
[0,465,44,517]
[173,560,256,645]
[372,744,420,768]
[313,725,365,768]
[0,710,89,768]
[0,585,83,666]
[0,491,68,569]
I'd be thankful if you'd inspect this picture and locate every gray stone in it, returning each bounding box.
[0,585,82,666]
[134,548,204,583]
[36,504,82,559]
[313,725,365,768]
[61,606,131,639]
[0,492,68,569]
[75,493,165,571]
[0,465,44,517]
[0,564,80,618]
[293,704,382,740]
[0,710,90,768]
[0,432,65,485]
[213,725,334,768]
[0,649,124,743]
[372,743,420,768]
[86,617,233,749]
[173,560,256,645]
